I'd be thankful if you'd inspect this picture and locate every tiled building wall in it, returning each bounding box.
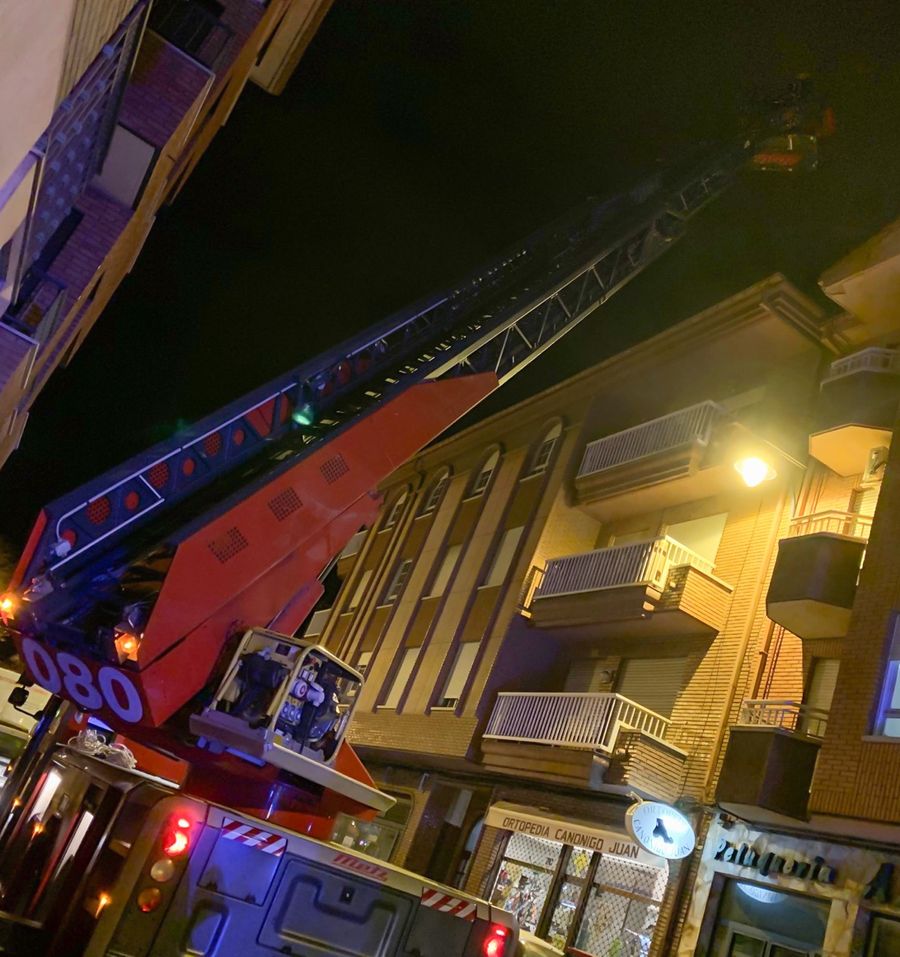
[811,403,900,820]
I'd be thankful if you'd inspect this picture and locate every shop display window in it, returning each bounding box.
[490,832,562,933]
[490,833,668,956]
[574,856,666,957]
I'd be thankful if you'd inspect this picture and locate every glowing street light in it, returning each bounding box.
[734,456,776,488]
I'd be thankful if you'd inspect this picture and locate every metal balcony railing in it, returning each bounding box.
[788,510,873,541]
[534,536,714,601]
[484,691,670,753]
[578,400,726,478]
[822,347,900,385]
[738,699,829,739]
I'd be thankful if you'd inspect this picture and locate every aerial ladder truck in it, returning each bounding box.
[0,84,831,957]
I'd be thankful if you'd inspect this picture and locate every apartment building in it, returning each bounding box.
[313,272,835,956]
[0,0,331,469]
[675,219,900,957]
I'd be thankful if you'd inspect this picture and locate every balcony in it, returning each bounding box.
[528,537,732,638]
[810,347,900,475]
[766,511,869,639]
[481,692,687,800]
[717,699,827,822]
[575,401,733,521]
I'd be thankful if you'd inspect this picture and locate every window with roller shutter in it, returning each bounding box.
[615,657,688,717]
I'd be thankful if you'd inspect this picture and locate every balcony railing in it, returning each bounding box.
[738,699,829,740]
[578,400,726,478]
[484,692,670,753]
[788,510,873,541]
[534,536,713,600]
[822,347,900,385]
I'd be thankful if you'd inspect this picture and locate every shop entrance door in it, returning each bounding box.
[709,881,828,957]
[719,928,817,956]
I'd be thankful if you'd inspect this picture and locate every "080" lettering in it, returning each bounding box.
[22,637,144,723]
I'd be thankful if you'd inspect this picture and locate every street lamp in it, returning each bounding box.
[734,456,776,488]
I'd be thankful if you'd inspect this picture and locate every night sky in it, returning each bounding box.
[0,0,898,546]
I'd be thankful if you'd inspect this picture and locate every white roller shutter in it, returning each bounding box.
[616,657,687,717]
[806,658,840,711]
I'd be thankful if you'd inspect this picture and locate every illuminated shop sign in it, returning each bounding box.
[626,801,696,860]
[484,802,660,865]
[714,838,837,884]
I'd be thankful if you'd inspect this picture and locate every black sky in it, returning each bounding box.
[0,0,898,545]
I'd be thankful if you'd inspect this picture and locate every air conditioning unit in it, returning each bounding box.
[861,446,890,487]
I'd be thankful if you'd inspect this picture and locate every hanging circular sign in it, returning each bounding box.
[625,801,695,860]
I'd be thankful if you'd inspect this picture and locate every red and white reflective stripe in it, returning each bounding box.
[221,817,287,856]
[420,888,477,921]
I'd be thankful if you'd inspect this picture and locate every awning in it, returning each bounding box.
[485,802,664,867]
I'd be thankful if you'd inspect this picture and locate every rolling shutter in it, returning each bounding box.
[616,657,687,717]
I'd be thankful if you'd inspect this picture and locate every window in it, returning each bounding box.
[468,450,500,497]
[355,650,373,676]
[616,657,687,718]
[876,616,900,736]
[429,544,461,597]
[436,642,480,708]
[483,526,524,587]
[382,647,420,708]
[383,559,413,604]
[348,568,373,610]
[664,513,727,566]
[420,473,450,515]
[331,795,412,862]
[384,490,408,529]
[347,650,372,698]
[525,423,562,477]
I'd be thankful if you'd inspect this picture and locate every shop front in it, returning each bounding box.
[678,817,900,956]
[484,803,670,956]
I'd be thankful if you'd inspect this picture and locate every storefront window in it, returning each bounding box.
[330,795,411,862]
[546,847,592,949]
[491,831,562,933]
[574,856,666,957]
[490,833,668,955]
[710,880,828,956]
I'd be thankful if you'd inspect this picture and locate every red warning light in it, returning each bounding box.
[161,817,192,857]
[483,925,509,957]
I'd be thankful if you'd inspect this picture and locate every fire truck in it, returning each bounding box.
[0,83,830,956]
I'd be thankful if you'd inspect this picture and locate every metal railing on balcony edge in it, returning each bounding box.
[788,510,873,540]
[738,698,829,739]
[822,347,900,385]
[578,399,726,478]
[533,536,714,601]
[484,691,670,753]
